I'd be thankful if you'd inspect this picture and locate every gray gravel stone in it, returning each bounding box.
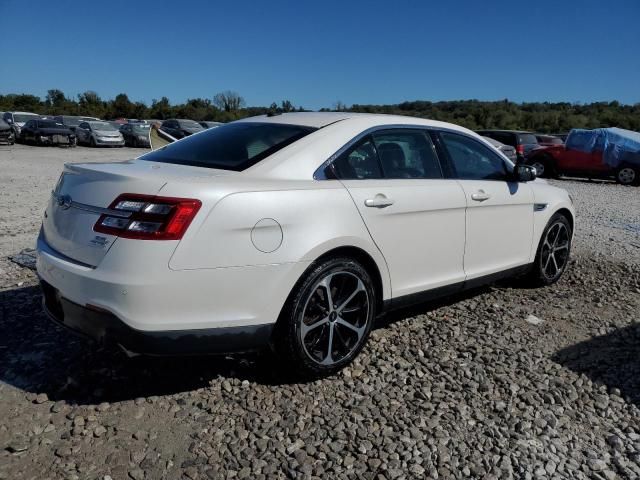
[1,148,639,479]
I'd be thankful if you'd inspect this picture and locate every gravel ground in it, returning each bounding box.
[1,144,639,479]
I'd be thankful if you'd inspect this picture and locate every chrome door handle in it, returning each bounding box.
[471,190,491,202]
[364,195,394,208]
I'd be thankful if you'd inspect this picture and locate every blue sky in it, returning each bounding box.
[1,0,639,109]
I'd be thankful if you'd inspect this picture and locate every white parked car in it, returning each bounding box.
[75,120,125,147]
[3,111,41,138]
[36,113,574,376]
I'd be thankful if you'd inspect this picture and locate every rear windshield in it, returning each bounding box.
[14,113,39,123]
[179,120,203,129]
[518,133,539,145]
[140,122,316,171]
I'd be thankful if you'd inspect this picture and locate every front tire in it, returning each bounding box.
[526,213,572,286]
[616,166,639,186]
[274,257,376,378]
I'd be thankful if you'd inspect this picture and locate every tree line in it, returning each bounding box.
[1,89,638,133]
[0,90,301,123]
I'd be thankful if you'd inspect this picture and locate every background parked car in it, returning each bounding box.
[476,130,540,163]
[3,111,42,139]
[120,122,151,147]
[0,118,15,144]
[199,121,223,129]
[535,134,564,147]
[482,136,517,163]
[526,128,640,185]
[19,119,76,146]
[53,115,100,133]
[75,121,125,147]
[160,119,204,138]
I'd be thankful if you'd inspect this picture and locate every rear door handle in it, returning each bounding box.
[364,195,394,208]
[471,190,491,202]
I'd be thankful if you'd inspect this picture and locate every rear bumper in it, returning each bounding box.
[36,232,310,353]
[40,279,273,355]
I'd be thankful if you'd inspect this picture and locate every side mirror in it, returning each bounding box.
[514,164,537,182]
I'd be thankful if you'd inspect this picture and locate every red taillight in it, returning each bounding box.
[516,145,525,154]
[94,194,201,240]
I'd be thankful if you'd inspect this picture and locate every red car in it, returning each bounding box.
[527,144,639,185]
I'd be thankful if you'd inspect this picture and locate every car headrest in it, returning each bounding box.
[377,142,405,167]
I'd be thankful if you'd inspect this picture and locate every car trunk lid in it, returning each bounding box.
[42,160,234,267]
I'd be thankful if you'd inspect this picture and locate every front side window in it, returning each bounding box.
[331,138,382,180]
[440,131,508,181]
[140,122,315,171]
[372,130,442,179]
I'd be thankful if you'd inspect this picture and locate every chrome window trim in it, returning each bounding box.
[314,124,513,180]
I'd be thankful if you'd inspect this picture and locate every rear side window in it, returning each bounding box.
[440,131,508,181]
[140,122,316,171]
[518,133,538,145]
[372,130,442,179]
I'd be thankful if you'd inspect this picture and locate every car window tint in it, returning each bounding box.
[140,122,315,171]
[440,131,508,181]
[372,130,442,179]
[332,138,382,180]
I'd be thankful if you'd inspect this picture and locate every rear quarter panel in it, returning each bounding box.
[165,181,392,298]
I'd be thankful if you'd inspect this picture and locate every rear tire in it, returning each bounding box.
[273,257,376,378]
[525,213,572,287]
[616,166,639,186]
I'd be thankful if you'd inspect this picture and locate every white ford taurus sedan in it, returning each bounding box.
[36,112,574,376]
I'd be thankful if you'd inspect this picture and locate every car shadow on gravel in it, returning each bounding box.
[1,282,499,405]
[553,323,640,406]
[374,286,492,330]
[0,286,301,405]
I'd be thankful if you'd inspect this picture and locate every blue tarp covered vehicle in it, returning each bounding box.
[566,127,640,168]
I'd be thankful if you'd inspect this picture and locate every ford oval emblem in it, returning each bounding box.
[57,194,72,210]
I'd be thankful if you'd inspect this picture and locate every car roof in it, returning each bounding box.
[236,111,470,131]
[10,111,39,115]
